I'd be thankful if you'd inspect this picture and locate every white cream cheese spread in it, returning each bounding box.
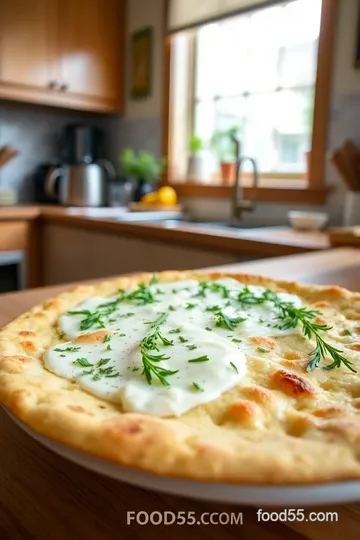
[44,277,303,417]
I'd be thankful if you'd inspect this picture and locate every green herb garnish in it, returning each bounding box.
[169,328,181,334]
[187,344,197,350]
[232,338,242,343]
[256,347,270,353]
[54,346,81,353]
[169,305,176,312]
[236,287,355,372]
[103,334,111,343]
[149,272,159,285]
[140,312,179,386]
[97,358,111,368]
[179,336,188,343]
[230,362,238,373]
[214,310,246,331]
[186,303,196,309]
[106,344,112,351]
[191,382,204,392]
[188,355,209,363]
[343,328,352,336]
[58,331,66,339]
[73,358,93,368]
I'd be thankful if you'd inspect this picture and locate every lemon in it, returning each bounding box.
[157,186,177,206]
[140,192,158,204]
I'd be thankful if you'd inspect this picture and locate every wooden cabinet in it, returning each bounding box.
[0,0,57,90]
[59,0,120,102]
[42,225,239,286]
[0,0,124,112]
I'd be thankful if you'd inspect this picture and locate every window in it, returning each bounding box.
[165,0,336,202]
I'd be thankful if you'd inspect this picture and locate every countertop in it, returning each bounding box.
[1,247,360,540]
[0,205,330,256]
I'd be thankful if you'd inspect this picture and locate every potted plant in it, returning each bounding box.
[119,148,165,202]
[211,126,240,185]
[187,135,210,183]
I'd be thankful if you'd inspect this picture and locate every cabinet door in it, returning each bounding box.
[0,0,57,89]
[59,0,122,102]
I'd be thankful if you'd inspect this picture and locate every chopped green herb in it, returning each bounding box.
[232,338,242,343]
[140,312,179,386]
[214,310,246,331]
[132,367,140,372]
[343,328,352,336]
[60,354,65,358]
[179,336,188,343]
[149,272,159,285]
[106,344,112,351]
[54,346,81,353]
[82,368,94,376]
[169,328,181,334]
[206,304,222,312]
[119,333,126,337]
[187,344,197,350]
[205,326,213,331]
[103,334,111,343]
[106,371,120,378]
[188,355,209,363]
[186,303,196,310]
[191,382,204,392]
[169,305,176,312]
[73,358,93,368]
[58,331,66,339]
[97,358,111,368]
[230,361,238,373]
[92,373,102,381]
[256,347,270,353]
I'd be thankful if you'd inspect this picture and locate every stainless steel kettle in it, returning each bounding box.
[46,161,115,207]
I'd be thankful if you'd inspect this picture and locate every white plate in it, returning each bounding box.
[6,409,360,506]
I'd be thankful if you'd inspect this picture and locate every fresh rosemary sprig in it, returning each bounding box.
[236,286,356,373]
[140,312,178,386]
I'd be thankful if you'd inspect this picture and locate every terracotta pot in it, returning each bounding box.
[220,162,236,186]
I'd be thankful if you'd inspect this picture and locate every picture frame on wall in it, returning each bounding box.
[356,0,360,68]
[130,27,153,99]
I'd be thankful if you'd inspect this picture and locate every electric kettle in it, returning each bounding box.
[46,160,115,207]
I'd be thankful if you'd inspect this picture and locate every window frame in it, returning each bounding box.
[162,0,338,204]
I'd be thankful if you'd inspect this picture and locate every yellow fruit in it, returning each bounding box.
[157,186,177,206]
[140,192,158,204]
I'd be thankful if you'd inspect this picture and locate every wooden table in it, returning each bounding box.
[1,248,360,540]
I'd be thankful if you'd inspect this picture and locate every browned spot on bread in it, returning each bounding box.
[284,351,302,360]
[19,331,36,337]
[44,300,62,310]
[34,312,47,319]
[286,414,314,437]
[20,341,37,353]
[241,385,272,405]
[15,355,32,364]
[351,343,360,351]
[67,405,94,416]
[355,326,360,333]
[248,336,276,349]
[272,369,314,398]
[312,301,331,309]
[74,330,111,344]
[314,316,328,326]
[312,407,345,418]
[225,400,260,426]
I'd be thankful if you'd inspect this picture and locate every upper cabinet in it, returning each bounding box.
[0,0,124,113]
[59,0,120,102]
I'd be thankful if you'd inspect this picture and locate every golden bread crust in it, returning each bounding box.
[1,270,360,485]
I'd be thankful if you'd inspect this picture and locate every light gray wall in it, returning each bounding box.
[0,102,104,202]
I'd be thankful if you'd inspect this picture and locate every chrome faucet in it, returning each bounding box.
[231,134,258,226]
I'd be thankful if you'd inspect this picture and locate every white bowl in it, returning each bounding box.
[287,211,328,231]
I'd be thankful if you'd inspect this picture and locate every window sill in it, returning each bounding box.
[168,181,330,205]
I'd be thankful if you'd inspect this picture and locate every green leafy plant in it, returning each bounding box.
[189,135,204,155]
[119,148,165,183]
[211,126,241,163]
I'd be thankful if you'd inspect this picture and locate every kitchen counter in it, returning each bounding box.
[1,247,360,540]
[0,205,330,257]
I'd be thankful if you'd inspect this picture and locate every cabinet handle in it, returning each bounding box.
[49,80,60,89]
[60,83,69,91]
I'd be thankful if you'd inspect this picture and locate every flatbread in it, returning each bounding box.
[1,270,360,484]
